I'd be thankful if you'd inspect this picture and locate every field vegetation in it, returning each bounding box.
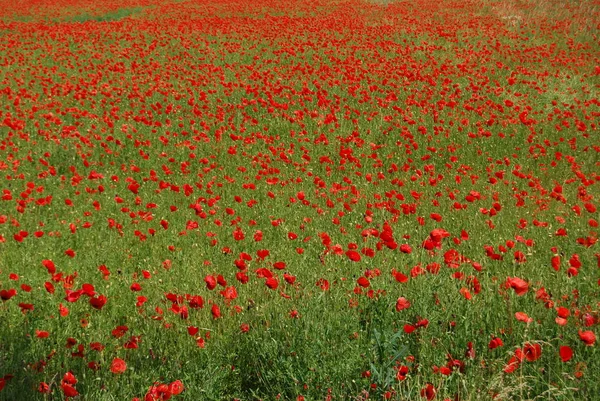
[0,0,598,399]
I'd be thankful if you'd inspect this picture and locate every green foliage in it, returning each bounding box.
[60,7,144,23]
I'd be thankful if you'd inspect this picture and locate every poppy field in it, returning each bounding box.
[0,0,599,399]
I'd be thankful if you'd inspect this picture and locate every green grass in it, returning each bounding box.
[61,7,145,23]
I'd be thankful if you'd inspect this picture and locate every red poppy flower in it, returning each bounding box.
[64,290,82,303]
[35,330,50,338]
[357,277,370,288]
[515,312,533,323]
[559,346,573,362]
[346,250,361,262]
[111,325,128,338]
[110,358,127,374]
[169,380,184,395]
[420,383,436,400]
[488,337,504,349]
[61,383,78,397]
[392,270,409,283]
[204,275,217,290]
[90,342,105,351]
[62,372,77,385]
[460,287,472,300]
[265,276,278,289]
[220,286,237,300]
[395,297,411,311]
[316,278,330,291]
[556,307,569,318]
[42,259,56,274]
[211,303,221,319]
[59,303,69,317]
[284,273,296,285]
[506,277,529,296]
[90,295,107,310]
[579,330,596,346]
[236,272,249,284]
[0,289,16,301]
[136,296,148,307]
[503,356,519,373]
[430,213,442,222]
[37,382,50,394]
[523,343,542,362]
[257,249,270,259]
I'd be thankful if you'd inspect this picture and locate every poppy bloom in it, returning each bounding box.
[522,343,542,362]
[110,358,127,374]
[235,272,250,284]
[220,286,237,300]
[211,303,221,319]
[42,259,56,274]
[169,380,184,395]
[63,289,82,303]
[392,270,409,283]
[59,303,69,317]
[420,383,436,400]
[111,325,128,338]
[61,383,78,397]
[460,287,472,300]
[578,330,596,346]
[396,365,409,381]
[400,244,412,254]
[316,278,330,290]
[513,251,526,263]
[90,342,105,351]
[555,317,568,326]
[346,250,361,262]
[357,277,370,288]
[204,275,217,290]
[506,277,529,296]
[430,213,442,222]
[90,295,107,310]
[265,277,278,289]
[0,289,16,301]
[515,312,533,323]
[257,249,270,259]
[488,337,504,349]
[503,356,519,373]
[395,297,411,311]
[556,307,569,318]
[37,382,50,394]
[284,273,296,284]
[36,330,50,338]
[559,346,573,362]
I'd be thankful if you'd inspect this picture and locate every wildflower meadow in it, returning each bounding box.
[0,0,598,399]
